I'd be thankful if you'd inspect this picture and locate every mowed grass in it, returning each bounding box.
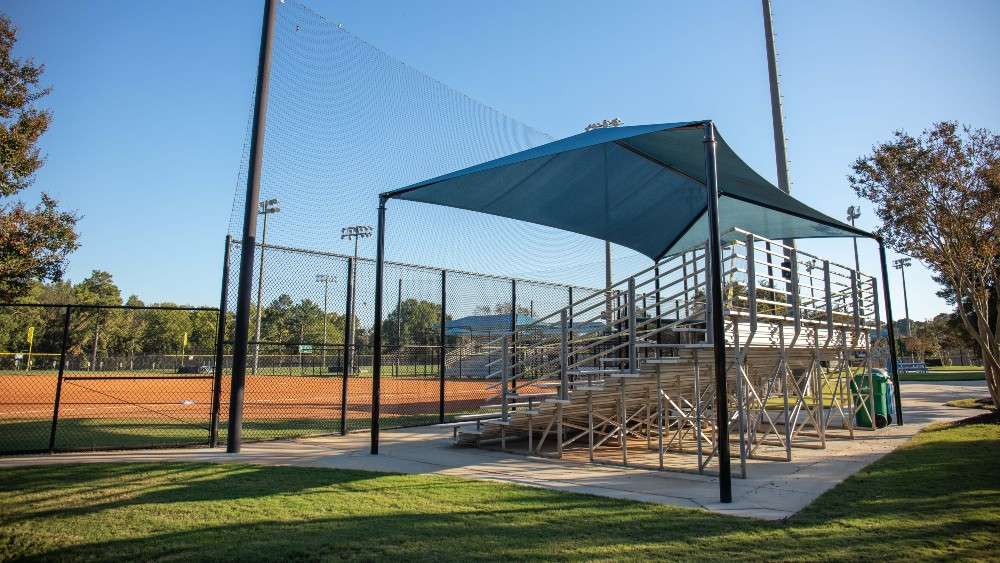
[900,366,985,382]
[945,397,995,410]
[1,413,997,561]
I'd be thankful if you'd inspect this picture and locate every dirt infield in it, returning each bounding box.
[0,372,501,422]
[0,370,543,453]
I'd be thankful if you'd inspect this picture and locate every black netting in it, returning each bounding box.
[227,0,650,291]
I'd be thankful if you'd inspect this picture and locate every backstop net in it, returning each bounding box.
[221,0,650,442]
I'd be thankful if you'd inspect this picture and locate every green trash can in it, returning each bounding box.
[852,370,891,428]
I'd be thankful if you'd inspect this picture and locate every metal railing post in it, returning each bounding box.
[851,270,861,336]
[560,309,569,401]
[627,277,637,372]
[501,335,510,421]
[567,286,574,361]
[824,260,833,335]
[871,276,881,337]
[48,304,72,452]
[746,234,757,332]
[654,265,663,343]
[790,247,801,334]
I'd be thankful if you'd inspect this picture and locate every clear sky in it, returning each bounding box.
[5,0,1000,319]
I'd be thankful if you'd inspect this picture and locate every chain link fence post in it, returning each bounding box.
[47,304,72,452]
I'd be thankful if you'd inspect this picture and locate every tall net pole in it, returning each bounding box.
[228,0,277,454]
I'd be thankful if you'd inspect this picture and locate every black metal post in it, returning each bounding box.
[227,0,277,454]
[48,304,71,452]
[341,257,354,435]
[510,279,517,392]
[396,278,402,377]
[703,122,732,503]
[210,235,232,447]
[878,240,904,425]
[568,286,574,358]
[439,269,447,423]
[371,197,387,454]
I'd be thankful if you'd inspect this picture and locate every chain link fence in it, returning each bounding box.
[226,239,596,441]
[0,303,223,454]
[0,241,596,455]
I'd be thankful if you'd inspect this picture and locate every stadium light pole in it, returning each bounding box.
[584,119,622,328]
[340,225,372,356]
[251,198,280,376]
[762,0,795,286]
[316,274,337,371]
[847,206,862,273]
[893,257,913,337]
[228,0,277,454]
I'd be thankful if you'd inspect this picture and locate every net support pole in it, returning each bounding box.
[704,121,732,504]
[227,0,276,454]
[439,269,447,423]
[371,197,388,454]
[878,239,904,425]
[210,235,232,448]
[341,257,354,435]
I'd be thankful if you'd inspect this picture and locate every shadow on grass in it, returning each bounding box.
[2,415,998,561]
[0,413,448,455]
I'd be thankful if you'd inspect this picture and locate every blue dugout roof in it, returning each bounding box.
[384,121,871,261]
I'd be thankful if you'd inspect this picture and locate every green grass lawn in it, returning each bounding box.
[1,413,997,561]
[945,397,995,410]
[899,369,985,382]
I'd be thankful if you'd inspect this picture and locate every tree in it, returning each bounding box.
[849,122,1000,405]
[72,270,121,368]
[903,323,940,362]
[383,298,446,347]
[0,14,78,301]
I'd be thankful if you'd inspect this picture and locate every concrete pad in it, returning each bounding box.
[0,380,986,520]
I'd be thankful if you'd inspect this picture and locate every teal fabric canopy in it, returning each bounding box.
[383,121,870,261]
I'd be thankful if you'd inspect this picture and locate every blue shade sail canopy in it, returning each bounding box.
[383,121,871,261]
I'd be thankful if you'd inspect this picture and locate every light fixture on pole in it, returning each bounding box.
[341,225,373,379]
[251,198,280,376]
[341,225,373,258]
[892,257,913,337]
[316,274,337,371]
[804,258,818,305]
[847,205,862,273]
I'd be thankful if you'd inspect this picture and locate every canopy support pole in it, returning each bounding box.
[371,197,387,454]
[704,122,732,503]
[878,240,904,425]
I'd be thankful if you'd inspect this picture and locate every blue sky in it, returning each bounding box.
[5,0,1000,320]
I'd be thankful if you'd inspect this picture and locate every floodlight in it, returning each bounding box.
[258,198,280,214]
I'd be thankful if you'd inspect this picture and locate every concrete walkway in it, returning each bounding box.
[0,380,987,520]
